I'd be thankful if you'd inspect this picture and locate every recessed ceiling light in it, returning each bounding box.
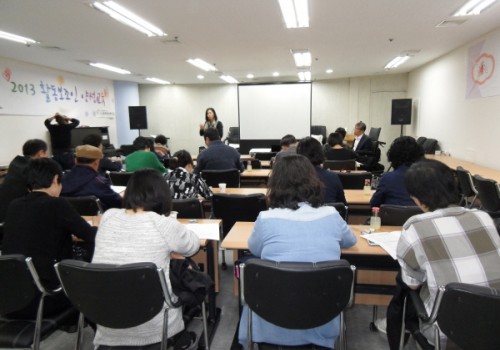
[246,73,255,79]
[291,50,312,67]
[384,56,410,70]
[278,0,309,28]
[272,72,280,77]
[298,70,311,81]
[0,30,37,45]
[326,69,333,74]
[453,0,498,16]
[187,58,217,72]
[89,62,131,74]
[197,75,205,80]
[146,77,170,84]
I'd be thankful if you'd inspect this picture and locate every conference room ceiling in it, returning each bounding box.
[1,0,499,85]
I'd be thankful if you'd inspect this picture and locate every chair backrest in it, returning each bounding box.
[227,127,240,144]
[109,171,133,186]
[323,159,356,171]
[241,259,354,329]
[473,175,500,212]
[119,144,136,156]
[242,159,262,169]
[172,198,204,219]
[55,260,171,329]
[437,282,500,350]
[337,172,372,189]
[311,125,327,144]
[0,255,38,316]
[368,127,381,142]
[456,166,478,198]
[201,169,240,188]
[212,193,267,237]
[324,202,348,221]
[422,138,438,154]
[416,136,427,146]
[63,195,104,216]
[379,204,423,226]
[254,152,277,161]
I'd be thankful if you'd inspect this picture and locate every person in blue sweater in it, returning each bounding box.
[370,136,424,208]
[238,154,356,349]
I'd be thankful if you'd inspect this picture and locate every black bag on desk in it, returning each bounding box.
[169,257,214,307]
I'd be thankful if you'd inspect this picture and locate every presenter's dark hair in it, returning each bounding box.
[355,121,366,132]
[203,128,220,141]
[123,169,172,215]
[26,158,62,190]
[404,159,458,211]
[297,136,324,166]
[133,136,149,150]
[155,134,168,145]
[280,134,296,147]
[22,139,48,157]
[267,154,323,209]
[82,134,103,148]
[172,150,193,168]
[335,127,347,140]
[387,136,424,169]
[327,132,344,147]
[205,107,218,121]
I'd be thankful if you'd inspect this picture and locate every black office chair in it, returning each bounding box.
[254,152,277,161]
[109,171,133,186]
[379,204,423,226]
[240,259,356,350]
[337,172,372,189]
[212,193,267,269]
[0,255,77,350]
[0,221,4,252]
[226,127,240,144]
[311,125,327,144]
[324,202,348,222]
[242,159,262,169]
[473,175,500,218]
[323,160,356,171]
[368,127,382,142]
[416,137,427,147]
[201,169,240,188]
[118,144,135,157]
[456,166,479,208]
[172,198,204,219]
[63,195,104,216]
[422,138,438,154]
[400,283,500,350]
[55,259,210,350]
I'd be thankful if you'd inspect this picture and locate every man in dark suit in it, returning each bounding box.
[352,121,373,153]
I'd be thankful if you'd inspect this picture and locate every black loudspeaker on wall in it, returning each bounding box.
[391,99,412,125]
[128,106,148,130]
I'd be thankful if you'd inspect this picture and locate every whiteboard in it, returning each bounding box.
[238,83,311,139]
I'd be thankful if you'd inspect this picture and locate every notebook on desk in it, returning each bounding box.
[361,231,401,259]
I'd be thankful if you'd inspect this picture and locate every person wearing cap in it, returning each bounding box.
[61,145,122,210]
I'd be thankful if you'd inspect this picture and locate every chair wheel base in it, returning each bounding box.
[369,322,377,332]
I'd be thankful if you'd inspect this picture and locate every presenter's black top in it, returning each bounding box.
[44,118,80,152]
[199,120,223,139]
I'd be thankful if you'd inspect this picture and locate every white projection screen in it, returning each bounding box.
[238,83,312,142]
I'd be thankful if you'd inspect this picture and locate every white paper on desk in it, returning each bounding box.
[361,231,401,260]
[185,223,220,241]
[110,185,126,194]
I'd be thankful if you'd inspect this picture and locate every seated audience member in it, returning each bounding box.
[193,128,244,174]
[2,158,96,319]
[386,159,500,350]
[125,136,167,173]
[334,127,347,141]
[61,145,122,210]
[297,136,346,204]
[0,139,48,222]
[324,132,358,161]
[371,136,424,208]
[273,134,297,162]
[238,154,356,349]
[352,121,373,153]
[82,133,122,177]
[154,134,170,160]
[164,150,213,199]
[92,169,200,350]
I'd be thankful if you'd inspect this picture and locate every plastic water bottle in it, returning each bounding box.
[370,207,381,230]
[363,178,371,195]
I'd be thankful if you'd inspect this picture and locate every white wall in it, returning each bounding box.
[408,27,500,170]
[114,81,140,146]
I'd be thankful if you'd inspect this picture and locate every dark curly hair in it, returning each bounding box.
[267,154,323,209]
[387,136,424,169]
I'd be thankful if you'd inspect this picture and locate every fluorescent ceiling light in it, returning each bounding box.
[278,0,309,28]
[298,70,311,81]
[453,0,498,16]
[291,50,312,67]
[92,1,166,37]
[272,72,280,77]
[197,75,205,80]
[326,68,333,74]
[187,58,217,72]
[0,30,37,45]
[246,73,255,79]
[220,75,239,84]
[146,77,170,84]
[384,56,410,70]
[89,62,131,74]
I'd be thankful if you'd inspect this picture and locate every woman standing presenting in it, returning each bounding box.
[199,107,223,139]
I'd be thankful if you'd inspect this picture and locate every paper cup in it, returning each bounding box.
[219,183,226,193]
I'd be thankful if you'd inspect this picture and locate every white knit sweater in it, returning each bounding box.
[92,209,200,347]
